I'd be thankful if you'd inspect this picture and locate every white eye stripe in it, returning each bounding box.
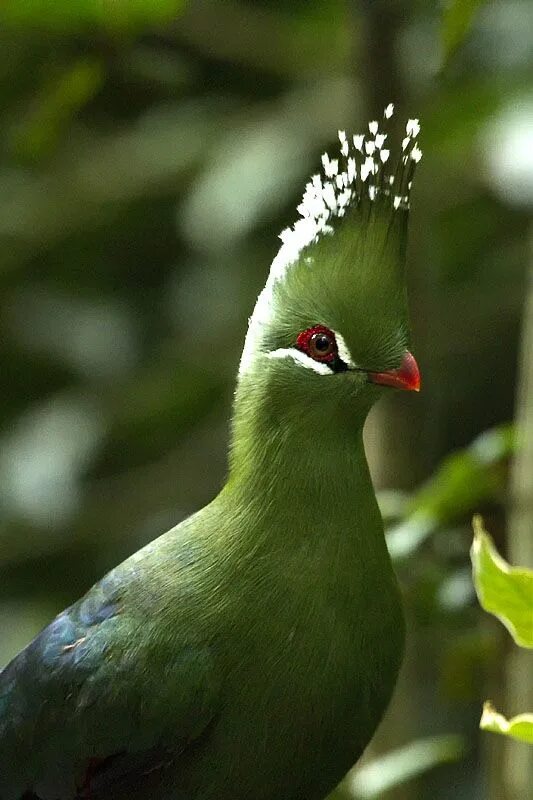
[334,331,356,368]
[267,348,332,375]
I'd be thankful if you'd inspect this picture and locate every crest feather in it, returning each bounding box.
[272,104,422,279]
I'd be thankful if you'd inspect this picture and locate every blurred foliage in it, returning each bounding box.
[441,0,488,60]
[0,1,187,33]
[338,735,465,799]
[0,1,532,799]
[384,424,514,561]
[471,517,533,745]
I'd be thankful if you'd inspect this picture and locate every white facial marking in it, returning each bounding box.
[267,348,332,375]
[334,331,356,368]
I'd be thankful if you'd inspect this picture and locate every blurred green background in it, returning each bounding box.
[1,1,532,798]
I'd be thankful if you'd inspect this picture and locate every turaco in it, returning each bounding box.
[0,105,422,800]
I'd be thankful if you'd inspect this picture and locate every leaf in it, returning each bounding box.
[480,702,533,745]
[471,516,533,648]
[348,735,465,798]
[385,425,514,561]
[442,0,486,60]
[12,59,105,160]
[0,0,186,33]
[409,425,514,523]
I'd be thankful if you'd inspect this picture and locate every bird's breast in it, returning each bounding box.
[204,563,404,800]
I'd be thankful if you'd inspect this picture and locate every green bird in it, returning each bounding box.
[0,105,422,800]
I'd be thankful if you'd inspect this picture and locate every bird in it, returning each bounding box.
[0,105,422,800]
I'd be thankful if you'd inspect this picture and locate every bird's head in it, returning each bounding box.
[236,106,421,439]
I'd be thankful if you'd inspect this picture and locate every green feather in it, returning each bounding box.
[0,107,421,800]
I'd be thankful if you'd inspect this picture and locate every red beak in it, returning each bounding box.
[367,350,421,392]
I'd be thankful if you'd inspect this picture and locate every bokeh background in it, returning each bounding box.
[0,1,532,798]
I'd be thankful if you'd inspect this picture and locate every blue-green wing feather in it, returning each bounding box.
[0,550,219,800]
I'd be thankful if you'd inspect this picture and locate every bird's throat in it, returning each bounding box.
[224,379,384,564]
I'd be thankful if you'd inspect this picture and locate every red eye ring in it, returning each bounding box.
[296,325,338,363]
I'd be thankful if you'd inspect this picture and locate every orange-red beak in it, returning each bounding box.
[367,350,421,392]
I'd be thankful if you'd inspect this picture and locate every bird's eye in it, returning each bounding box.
[296,325,338,363]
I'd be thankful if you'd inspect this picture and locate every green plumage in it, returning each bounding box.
[0,109,421,799]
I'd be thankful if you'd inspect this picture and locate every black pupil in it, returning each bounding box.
[314,334,331,352]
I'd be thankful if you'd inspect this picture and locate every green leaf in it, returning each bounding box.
[480,702,533,745]
[348,735,465,798]
[0,0,186,33]
[442,0,486,60]
[471,516,533,648]
[386,425,514,561]
[13,59,105,160]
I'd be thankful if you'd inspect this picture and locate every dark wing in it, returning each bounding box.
[0,567,220,800]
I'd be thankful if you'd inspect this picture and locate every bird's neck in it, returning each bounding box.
[220,373,385,562]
